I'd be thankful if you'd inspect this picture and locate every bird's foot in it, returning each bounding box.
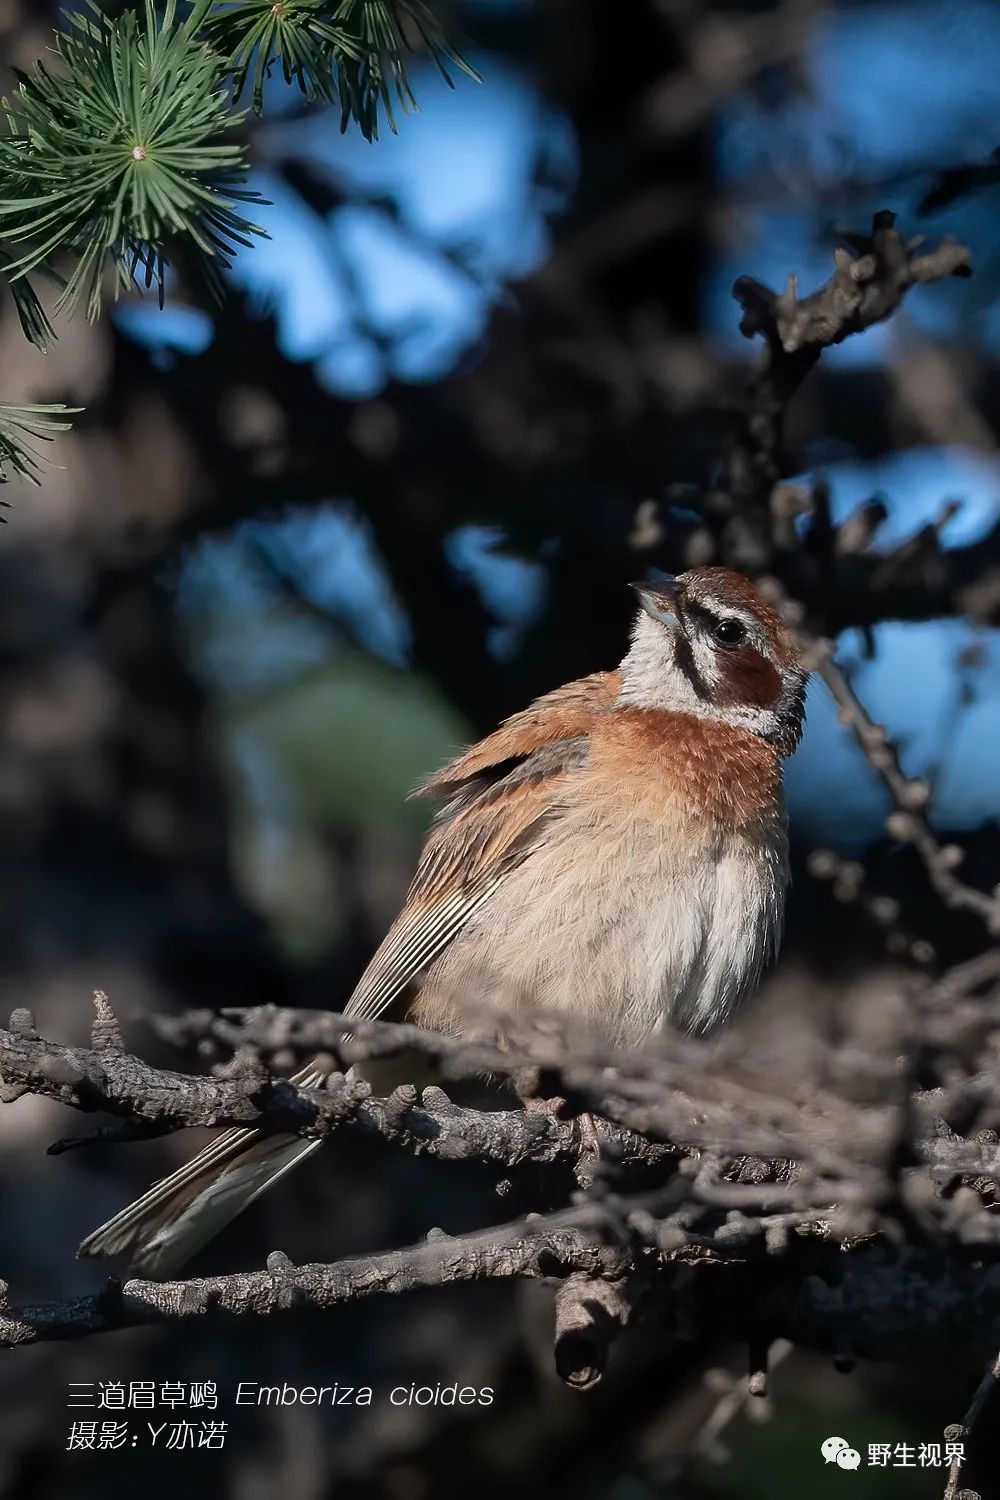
[522,1096,601,1157]
[573,1110,601,1155]
[522,1093,567,1119]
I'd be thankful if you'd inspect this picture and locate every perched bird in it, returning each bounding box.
[79,567,807,1277]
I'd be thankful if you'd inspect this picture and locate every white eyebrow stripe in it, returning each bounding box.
[693,600,759,630]
[689,601,771,657]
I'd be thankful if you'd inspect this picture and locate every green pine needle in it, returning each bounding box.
[0,1,480,495]
[0,402,80,489]
[334,1,482,140]
[0,245,57,352]
[203,1,364,115]
[0,0,268,326]
[205,0,481,138]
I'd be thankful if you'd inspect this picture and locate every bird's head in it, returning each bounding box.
[620,567,807,755]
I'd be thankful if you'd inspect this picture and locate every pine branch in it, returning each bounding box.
[0,0,266,328]
[0,1217,637,1351]
[0,1,478,489]
[203,0,365,117]
[0,402,80,489]
[0,0,479,335]
[203,1,481,135]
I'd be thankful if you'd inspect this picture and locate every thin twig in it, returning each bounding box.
[813,646,1000,935]
[943,1349,1000,1500]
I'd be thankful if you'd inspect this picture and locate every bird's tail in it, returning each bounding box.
[77,1064,326,1280]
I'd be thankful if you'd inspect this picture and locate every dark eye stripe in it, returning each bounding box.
[672,629,712,701]
[684,598,751,645]
[680,598,717,633]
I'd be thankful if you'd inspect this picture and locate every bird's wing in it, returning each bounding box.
[344,671,621,1023]
[76,673,620,1271]
[345,753,572,1021]
[414,670,619,799]
[75,769,560,1265]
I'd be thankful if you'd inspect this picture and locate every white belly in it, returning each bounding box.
[416,800,788,1047]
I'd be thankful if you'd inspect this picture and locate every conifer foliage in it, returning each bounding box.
[0,0,475,486]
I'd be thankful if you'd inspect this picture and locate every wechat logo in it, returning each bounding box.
[821,1436,862,1471]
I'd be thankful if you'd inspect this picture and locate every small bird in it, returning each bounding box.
[79,567,807,1277]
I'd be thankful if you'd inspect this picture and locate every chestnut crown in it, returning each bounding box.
[618,567,807,755]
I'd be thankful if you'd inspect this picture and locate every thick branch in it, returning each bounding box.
[0,999,676,1176]
[0,1211,635,1350]
[6,988,1000,1371]
[5,1231,1000,1367]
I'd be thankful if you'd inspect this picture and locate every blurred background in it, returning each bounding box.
[1,0,1000,1495]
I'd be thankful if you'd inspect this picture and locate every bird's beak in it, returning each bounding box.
[630,577,683,628]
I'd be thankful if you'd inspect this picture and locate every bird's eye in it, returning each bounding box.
[713,617,747,646]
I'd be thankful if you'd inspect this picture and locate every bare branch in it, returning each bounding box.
[0,997,676,1177]
[0,1211,636,1351]
[728,211,971,510]
[811,647,1000,935]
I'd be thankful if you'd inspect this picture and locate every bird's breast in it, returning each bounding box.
[414,726,789,1047]
[585,707,786,835]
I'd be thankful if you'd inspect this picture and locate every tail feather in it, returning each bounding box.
[78,1064,328,1279]
[77,1124,258,1255]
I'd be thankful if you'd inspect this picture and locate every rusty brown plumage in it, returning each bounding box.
[416,671,620,798]
[78,568,808,1279]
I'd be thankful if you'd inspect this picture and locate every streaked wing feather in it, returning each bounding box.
[344,773,561,1023]
[79,680,607,1269]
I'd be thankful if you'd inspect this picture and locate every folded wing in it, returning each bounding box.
[77,672,618,1274]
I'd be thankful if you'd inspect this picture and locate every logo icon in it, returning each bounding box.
[821,1436,861,1471]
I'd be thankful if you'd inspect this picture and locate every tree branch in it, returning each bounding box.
[728,210,970,510]
[4,985,1000,1382]
[0,996,677,1177]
